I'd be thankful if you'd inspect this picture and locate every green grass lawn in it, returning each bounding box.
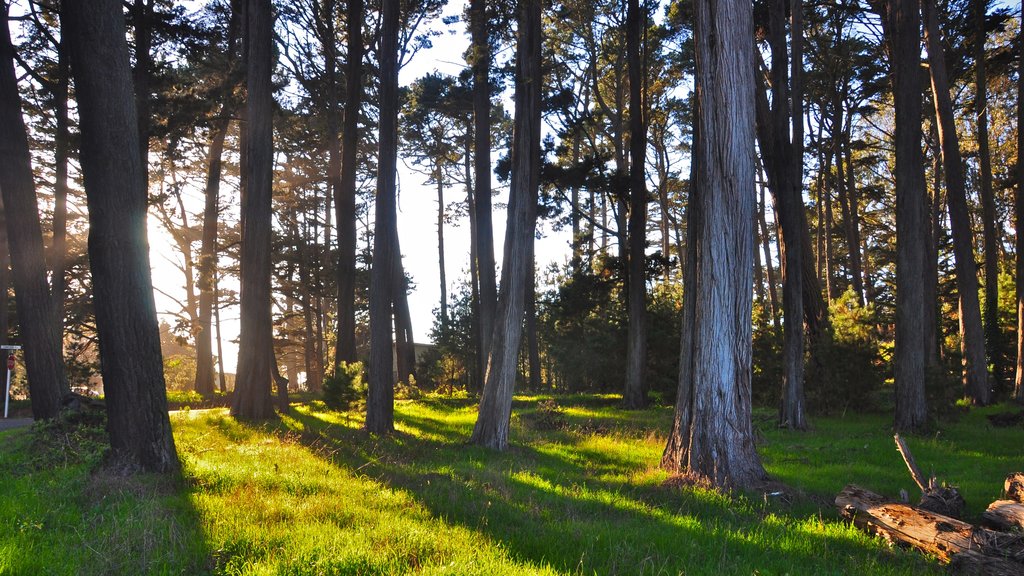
[0,395,1021,575]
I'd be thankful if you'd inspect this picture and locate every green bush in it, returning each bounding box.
[322,361,366,411]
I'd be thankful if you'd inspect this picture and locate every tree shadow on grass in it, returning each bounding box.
[278,405,941,576]
[0,425,211,576]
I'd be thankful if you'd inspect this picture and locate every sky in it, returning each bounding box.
[150,0,574,374]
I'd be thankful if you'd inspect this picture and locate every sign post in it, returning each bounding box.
[2,345,22,418]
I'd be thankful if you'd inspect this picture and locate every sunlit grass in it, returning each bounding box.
[2,394,1020,574]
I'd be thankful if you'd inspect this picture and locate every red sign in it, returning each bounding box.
[6,354,14,372]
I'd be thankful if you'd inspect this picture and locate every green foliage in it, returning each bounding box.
[322,361,366,411]
[162,355,197,392]
[807,288,888,414]
[423,284,479,392]
[165,389,204,406]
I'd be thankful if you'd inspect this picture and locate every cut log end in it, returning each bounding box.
[1005,473,1024,504]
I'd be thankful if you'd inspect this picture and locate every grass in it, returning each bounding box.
[0,395,1021,575]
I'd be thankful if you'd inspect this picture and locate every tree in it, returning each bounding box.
[0,6,68,419]
[882,0,929,431]
[233,0,276,420]
[367,0,400,434]
[196,1,242,397]
[470,0,498,374]
[470,0,542,450]
[922,0,990,406]
[622,0,648,409]
[63,0,178,472]
[1016,0,1024,403]
[974,0,999,383]
[335,0,362,365]
[661,0,766,489]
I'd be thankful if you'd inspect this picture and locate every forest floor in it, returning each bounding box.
[0,394,1021,575]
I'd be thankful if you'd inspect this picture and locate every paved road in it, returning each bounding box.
[0,418,32,431]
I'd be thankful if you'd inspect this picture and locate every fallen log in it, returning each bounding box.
[835,484,1024,564]
[1005,473,1024,504]
[983,500,1024,532]
[949,549,1024,576]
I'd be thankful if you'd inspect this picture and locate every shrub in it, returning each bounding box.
[322,361,366,411]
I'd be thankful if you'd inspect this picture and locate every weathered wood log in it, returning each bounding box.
[1005,473,1024,504]
[983,500,1024,532]
[949,549,1024,576]
[894,433,930,491]
[835,484,1024,564]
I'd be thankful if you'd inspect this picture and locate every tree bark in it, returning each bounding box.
[923,0,990,405]
[662,0,766,488]
[470,0,541,450]
[233,0,276,420]
[437,162,448,330]
[975,0,1000,386]
[51,34,69,334]
[759,3,806,429]
[526,242,542,390]
[470,0,497,365]
[0,10,68,419]
[335,0,362,366]
[623,0,648,409]
[1016,11,1024,403]
[194,116,230,397]
[392,241,416,385]
[884,0,929,432]
[131,0,153,189]
[63,0,178,472]
[367,0,399,434]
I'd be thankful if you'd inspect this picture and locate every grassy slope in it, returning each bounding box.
[0,395,1020,575]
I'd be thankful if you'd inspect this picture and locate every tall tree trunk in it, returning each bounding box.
[465,131,483,390]
[761,0,806,430]
[0,11,68,419]
[759,182,782,334]
[923,0,990,405]
[194,116,230,397]
[623,0,648,409]
[526,242,541,390]
[844,122,865,304]
[974,0,1000,386]
[335,0,362,366]
[392,241,416,385]
[470,0,541,450]
[52,35,69,333]
[367,0,399,433]
[662,127,699,472]
[662,0,766,488]
[63,0,178,471]
[888,0,929,432]
[471,0,497,365]
[924,124,941,369]
[131,0,153,189]
[437,162,448,330]
[822,140,836,300]
[1015,4,1024,403]
[233,0,276,420]
[214,266,227,393]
